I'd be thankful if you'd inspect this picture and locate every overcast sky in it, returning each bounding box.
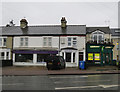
[1,0,119,28]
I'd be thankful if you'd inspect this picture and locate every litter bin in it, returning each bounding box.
[79,61,86,69]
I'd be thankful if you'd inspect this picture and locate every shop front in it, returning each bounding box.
[13,50,58,66]
[86,43,114,66]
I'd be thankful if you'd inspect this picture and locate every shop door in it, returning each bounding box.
[105,53,109,64]
[66,53,71,62]
[79,52,83,61]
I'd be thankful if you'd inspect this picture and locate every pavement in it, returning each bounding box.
[1,65,120,76]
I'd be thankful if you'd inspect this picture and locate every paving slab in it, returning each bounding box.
[1,66,120,76]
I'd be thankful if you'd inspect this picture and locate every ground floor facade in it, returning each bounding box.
[86,43,114,66]
[0,48,11,60]
[12,48,85,67]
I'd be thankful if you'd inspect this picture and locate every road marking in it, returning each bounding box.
[54,80,111,84]
[99,85,119,88]
[0,83,24,86]
[50,76,88,79]
[55,85,99,90]
[88,75,101,77]
[55,85,119,90]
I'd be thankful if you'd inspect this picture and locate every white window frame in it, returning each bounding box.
[61,37,65,44]
[0,37,7,47]
[43,37,52,47]
[68,37,72,46]
[0,49,11,60]
[67,37,77,47]
[20,37,28,47]
[92,30,104,43]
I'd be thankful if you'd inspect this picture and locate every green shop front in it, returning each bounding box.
[86,43,114,66]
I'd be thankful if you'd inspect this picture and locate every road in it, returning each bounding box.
[1,74,120,90]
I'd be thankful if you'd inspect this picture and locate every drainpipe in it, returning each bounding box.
[58,36,60,56]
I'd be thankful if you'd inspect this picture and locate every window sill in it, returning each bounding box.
[0,46,7,47]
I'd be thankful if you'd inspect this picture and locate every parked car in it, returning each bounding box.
[46,56,66,70]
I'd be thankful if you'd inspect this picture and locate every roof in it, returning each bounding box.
[110,28,120,36]
[86,27,110,34]
[1,25,86,36]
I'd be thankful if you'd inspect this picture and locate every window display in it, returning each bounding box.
[94,53,100,60]
[88,53,93,60]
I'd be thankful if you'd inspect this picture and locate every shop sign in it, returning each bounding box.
[94,53,100,60]
[88,53,93,60]
[105,46,112,48]
[90,46,100,48]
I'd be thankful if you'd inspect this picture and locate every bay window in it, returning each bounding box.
[92,31,104,43]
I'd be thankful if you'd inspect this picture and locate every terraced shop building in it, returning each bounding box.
[2,18,86,67]
[86,27,114,66]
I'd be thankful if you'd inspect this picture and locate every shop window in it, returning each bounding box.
[15,54,33,62]
[37,54,49,62]
[20,37,28,46]
[94,53,100,61]
[88,53,93,60]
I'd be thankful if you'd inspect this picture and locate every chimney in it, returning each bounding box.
[20,18,28,28]
[61,17,67,28]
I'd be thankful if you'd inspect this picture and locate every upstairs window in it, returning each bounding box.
[0,37,7,47]
[73,37,77,46]
[68,37,77,47]
[20,37,28,46]
[68,37,71,46]
[92,30,104,43]
[43,37,52,47]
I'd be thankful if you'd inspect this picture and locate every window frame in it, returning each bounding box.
[67,37,77,47]
[20,37,29,47]
[0,49,11,60]
[92,30,104,43]
[43,37,52,47]
[0,37,7,47]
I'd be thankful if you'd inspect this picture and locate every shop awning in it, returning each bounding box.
[13,50,58,54]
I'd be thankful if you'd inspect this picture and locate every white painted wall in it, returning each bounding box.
[60,36,86,50]
[77,36,86,50]
[13,36,59,48]
[13,36,86,67]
